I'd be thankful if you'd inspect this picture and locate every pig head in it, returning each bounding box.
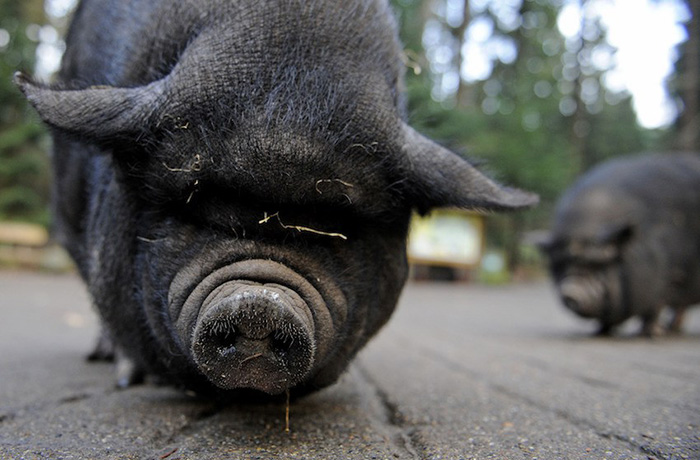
[17,0,536,397]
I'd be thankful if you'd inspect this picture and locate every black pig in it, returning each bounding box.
[16,0,536,397]
[541,153,700,336]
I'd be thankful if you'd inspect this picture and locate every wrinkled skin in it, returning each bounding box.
[17,0,536,398]
[541,153,700,336]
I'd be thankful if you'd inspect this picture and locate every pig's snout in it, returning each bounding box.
[558,276,604,318]
[561,292,584,315]
[191,282,315,394]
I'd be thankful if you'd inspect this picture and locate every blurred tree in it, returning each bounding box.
[670,0,699,151]
[560,0,649,170]
[470,0,576,271]
[392,0,656,273]
[0,0,50,225]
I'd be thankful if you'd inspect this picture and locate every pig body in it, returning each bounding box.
[18,0,535,397]
[542,153,700,336]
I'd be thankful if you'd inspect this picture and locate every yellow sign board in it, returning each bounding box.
[407,209,484,268]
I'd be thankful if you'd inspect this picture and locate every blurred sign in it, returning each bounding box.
[0,222,48,247]
[408,209,484,268]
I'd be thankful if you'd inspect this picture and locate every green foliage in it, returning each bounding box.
[392,0,673,271]
[0,0,50,226]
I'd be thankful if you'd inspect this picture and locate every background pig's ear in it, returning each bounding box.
[14,72,165,142]
[401,124,539,212]
[595,221,634,246]
[534,232,555,254]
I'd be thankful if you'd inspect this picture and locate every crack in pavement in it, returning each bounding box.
[355,363,424,460]
[0,389,109,425]
[512,354,620,390]
[160,402,225,444]
[598,431,669,460]
[57,392,92,404]
[414,344,675,460]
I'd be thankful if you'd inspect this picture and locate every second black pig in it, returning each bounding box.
[541,152,700,336]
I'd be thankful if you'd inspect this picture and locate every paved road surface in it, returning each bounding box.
[1,271,698,459]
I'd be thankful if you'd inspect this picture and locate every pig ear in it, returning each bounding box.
[534,232,556,254]
[401,124,539,212]
[596,222,634,246]
[14,71,165,141]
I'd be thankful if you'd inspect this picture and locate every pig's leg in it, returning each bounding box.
[667,306,687,334]
[86,323,144,388]
[115,348,145,389]
[595,322,614,336]
[86,324,115,362]
[640,310,665,337]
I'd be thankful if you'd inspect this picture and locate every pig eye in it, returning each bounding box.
[171,190,358,241]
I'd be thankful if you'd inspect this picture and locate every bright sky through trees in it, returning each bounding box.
[37,0,691,129]
[557,0,689,129]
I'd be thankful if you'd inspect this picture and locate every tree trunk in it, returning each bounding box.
[452,0,474,109]
[677,0,699,151]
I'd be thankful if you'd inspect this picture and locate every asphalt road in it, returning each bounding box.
[1,271,699,459]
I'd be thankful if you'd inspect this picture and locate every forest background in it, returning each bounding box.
[0,0,698,273]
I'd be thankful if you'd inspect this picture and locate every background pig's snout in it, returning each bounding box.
[561,293,582,314]
[558,277,603,318]
[191,282,315,394]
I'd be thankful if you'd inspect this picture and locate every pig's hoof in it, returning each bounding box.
[640,322,665,338]
[115,350,145,389]
[87,328,115,362]
[666,308,686,335]
[594,324,613,336]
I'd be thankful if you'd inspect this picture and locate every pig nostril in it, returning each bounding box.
[563,295,581,313]
[203,318,238,354]
[210,330,238,355]
[271,333,293,357]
